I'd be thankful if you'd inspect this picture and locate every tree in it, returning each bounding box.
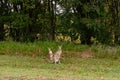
[108,0,120,44]
[0,0,10,40]
[57,0,118,45]
[0,0,119,45]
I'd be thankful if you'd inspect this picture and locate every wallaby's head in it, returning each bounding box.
[48,48,52,54]
[48,48,50,51]
[58,45,62,50]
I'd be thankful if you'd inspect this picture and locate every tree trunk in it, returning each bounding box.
[48,0,56,41]
[0,24,4,41]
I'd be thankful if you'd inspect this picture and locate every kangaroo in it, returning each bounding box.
[53,46,62,64]
[48,48,54,63]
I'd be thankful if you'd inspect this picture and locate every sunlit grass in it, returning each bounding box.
[91,44,120,59]
[0,41,88,56]
[0,41,119,59]
[0,55,120,80]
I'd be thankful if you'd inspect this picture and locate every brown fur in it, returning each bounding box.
[48,46,62,64]
[48,48,54,62]
[53,46,62,64]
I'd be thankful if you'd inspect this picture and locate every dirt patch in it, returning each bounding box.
[6,77,84,80]
[63,50,94,58]
[57,77,81,80]
[2,76,48,80]
[81,50,94,58]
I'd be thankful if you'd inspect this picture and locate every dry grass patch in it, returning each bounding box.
[63,50,94,58]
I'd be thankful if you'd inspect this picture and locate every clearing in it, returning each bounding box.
[0,55,120,80]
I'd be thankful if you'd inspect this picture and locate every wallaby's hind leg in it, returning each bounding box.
[54,61,57,64]
[58,60,60,64]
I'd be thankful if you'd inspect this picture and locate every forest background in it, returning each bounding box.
[0,0,120,45]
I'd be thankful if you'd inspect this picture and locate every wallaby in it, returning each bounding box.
[48,48,54,63]
[53,46,62,64]
[48,46,62,64]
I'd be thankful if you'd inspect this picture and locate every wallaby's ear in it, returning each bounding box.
[48,48,51,51]
[48,47,51,49]
[60,45,62,47]
[58,45,62,48]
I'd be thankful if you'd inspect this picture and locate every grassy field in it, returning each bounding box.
[0,41,120,80]
[0,55,120,80]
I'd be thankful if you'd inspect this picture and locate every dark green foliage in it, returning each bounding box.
[0,0,119,45]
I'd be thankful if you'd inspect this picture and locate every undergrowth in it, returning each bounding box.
[0,41,120,59]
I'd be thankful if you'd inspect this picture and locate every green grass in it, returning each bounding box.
[0,55,120,80]
[0,41,89,56]
[0,41,120,58]
[90,44,120,59]
[0,41,120,80]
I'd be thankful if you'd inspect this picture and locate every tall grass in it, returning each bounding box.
[0,41,41,56]
[0,41,120,59]
[91,44,120,59]
[0,41,88,56]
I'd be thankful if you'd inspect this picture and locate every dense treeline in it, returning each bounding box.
[0,0,120,45]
